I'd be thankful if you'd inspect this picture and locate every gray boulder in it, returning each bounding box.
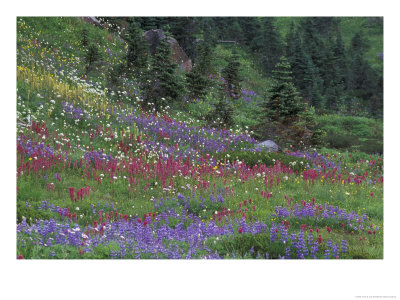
[256,140,279,152]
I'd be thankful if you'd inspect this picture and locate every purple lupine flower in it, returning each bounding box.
[341,239,348,254]
[332,243,339,259]
[285,247,291,259]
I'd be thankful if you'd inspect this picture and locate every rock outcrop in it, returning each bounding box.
[143,29,192,72]
[256,140,279,152]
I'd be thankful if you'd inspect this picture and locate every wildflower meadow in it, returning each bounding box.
[15,16,384,262]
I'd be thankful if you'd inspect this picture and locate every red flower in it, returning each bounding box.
[317,235,323,244]
[327,226,332,233]
[316,228,319,233]
[340,223,345,228]
[368,230,372,235]
[373,230,376,235]
[137,218,142,223]
[370,192,374,197]
[68,187,75,201]
[17,254,24,259]
[350,231,354,235]
[309,229,313,233]
[238,227,243,234]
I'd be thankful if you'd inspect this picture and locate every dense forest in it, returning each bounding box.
[102,17,383,118]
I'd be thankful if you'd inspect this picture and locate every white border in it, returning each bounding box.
[1,1,399,299]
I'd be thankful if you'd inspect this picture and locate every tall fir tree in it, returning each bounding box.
[347,30,382,115]
[222,52,241,99]
[300,18,326,71]
[141,32,186,111]
[200,18,218,47]
[168,17,199,59]
[205,84,234,129]
[185,41,214,100]
[124,21,148,78]
[251,17,283,76]
[85,43,101,75]
[238,17,261,47]
[195,42,214,76]
[185,67,209,100]
[257,56,308,146]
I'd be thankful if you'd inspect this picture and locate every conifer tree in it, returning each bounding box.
[141,32,186,111]
[81,28,89,48]
[85,43,101,74]
[196,42,214,76]
[222,52,241,99]
[238,17,261,47]
[205,85,234,129]
[266,56,304,122]
[185,67,209,100]
[185,41,214,101]
[168,17,199,59]
[124,21,148,77]
[258,56,308,146]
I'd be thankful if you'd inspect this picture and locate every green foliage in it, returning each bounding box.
[85,43,102,74]
[222,53,241,99]
[185,68,209,100]
[258,56,321,148]
[317,114,383,153]
[195,42,214,76]
[185,42,214,100]
[205,90,234,129]
[250,18,284,76]
[80,28,89,48]
[17,202,54,225]
[141,33,186,111]
[168,17,199,59]
[124,21,148,77]
[106,62,126,93]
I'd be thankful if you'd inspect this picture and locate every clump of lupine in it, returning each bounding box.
[271,199,381,238]
[17,199,354,259]
[153,191,225,217]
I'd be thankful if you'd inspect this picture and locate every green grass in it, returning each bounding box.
[317,114,383,153]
